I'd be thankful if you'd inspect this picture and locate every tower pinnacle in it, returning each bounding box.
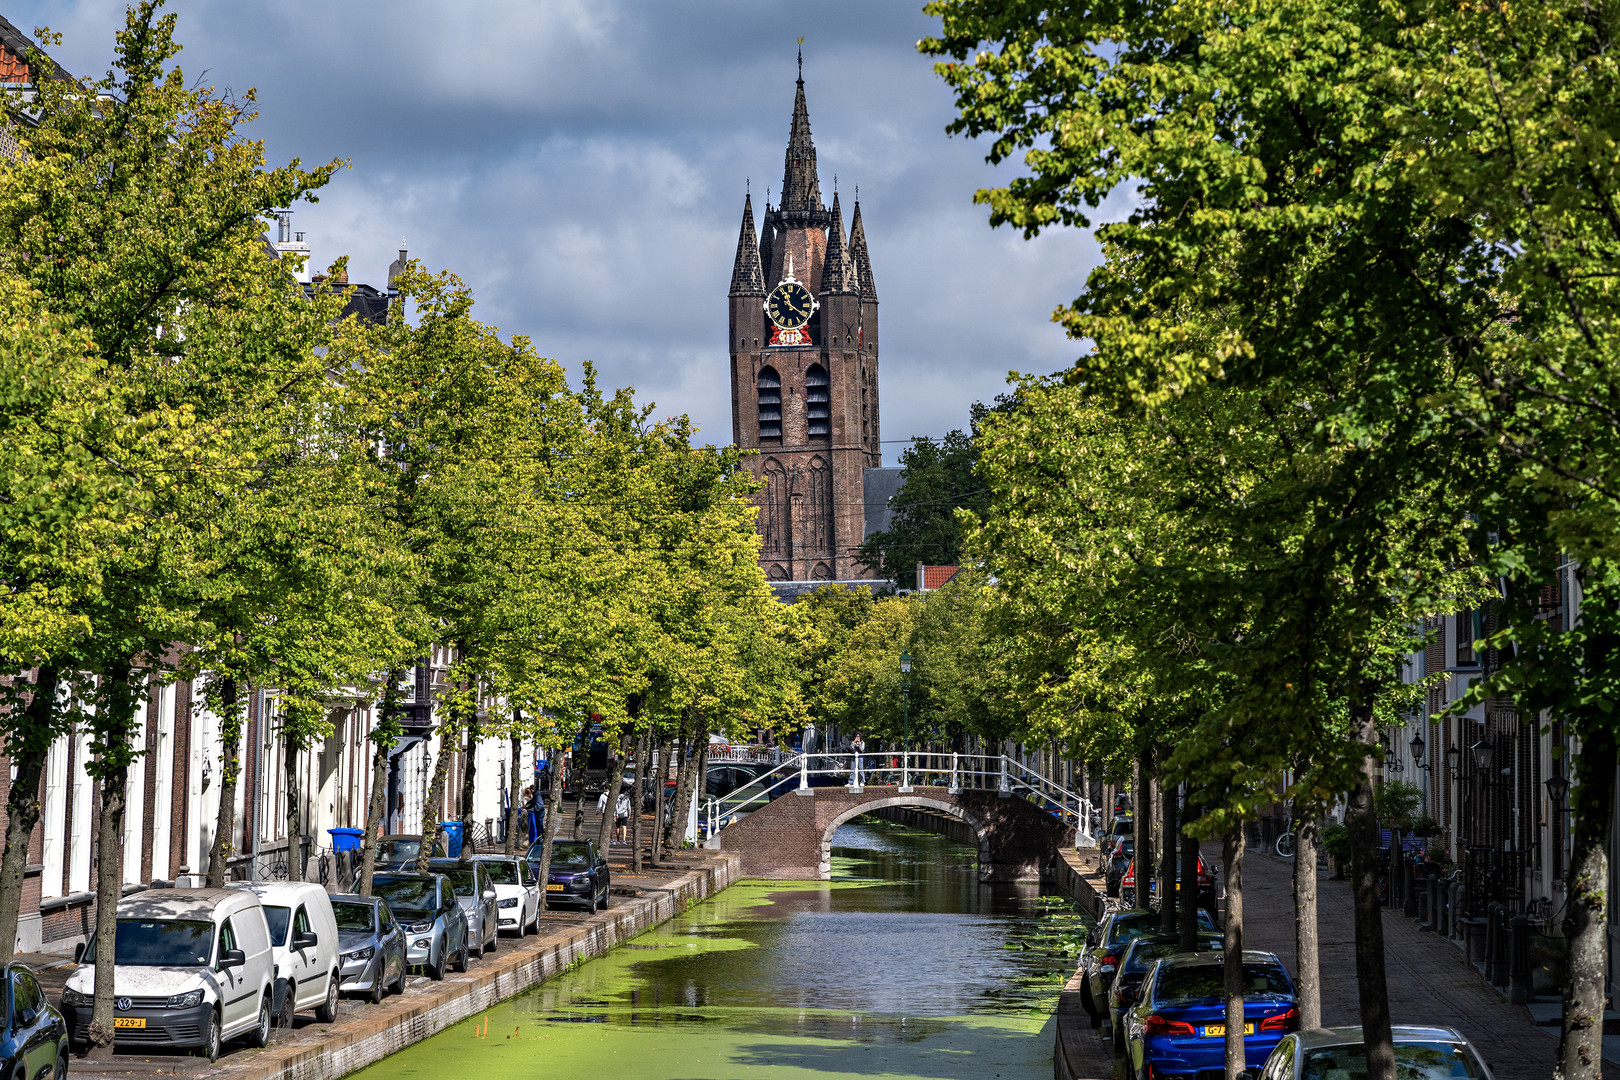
[778,71,823,218]
[728,192,765,297]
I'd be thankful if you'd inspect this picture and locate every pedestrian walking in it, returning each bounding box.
[596,787,609,816]
[850,732,865,786]
[615,790,631,845]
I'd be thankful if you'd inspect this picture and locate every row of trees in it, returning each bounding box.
[0,4,802,1057]
[920,2,1620,1080]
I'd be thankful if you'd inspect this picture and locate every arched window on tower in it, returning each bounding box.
[757,367,782,443]
[805,364,830,439]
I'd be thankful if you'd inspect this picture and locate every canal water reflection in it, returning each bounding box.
[353,816,1075,1080]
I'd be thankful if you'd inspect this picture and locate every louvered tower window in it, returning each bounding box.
[806,364,830,439]
[757,367,782,443]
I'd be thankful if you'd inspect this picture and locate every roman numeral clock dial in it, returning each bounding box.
[764,276,817,347]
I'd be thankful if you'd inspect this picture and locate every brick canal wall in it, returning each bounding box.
[204,853,740,1080]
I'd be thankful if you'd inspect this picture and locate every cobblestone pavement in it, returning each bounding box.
[1225,843,1577,1080]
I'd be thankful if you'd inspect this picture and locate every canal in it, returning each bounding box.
[350,816,1080,1080]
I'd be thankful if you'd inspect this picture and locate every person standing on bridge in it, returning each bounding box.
[850,732,865,786]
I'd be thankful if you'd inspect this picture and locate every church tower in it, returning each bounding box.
[729,64,880,582]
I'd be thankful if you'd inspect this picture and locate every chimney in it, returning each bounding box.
[273,211,312,284]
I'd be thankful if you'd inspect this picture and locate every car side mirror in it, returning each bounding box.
[219,948,246,970]
[17,1007,35,1027]
[294,931,318,949]
[483,890,496,901]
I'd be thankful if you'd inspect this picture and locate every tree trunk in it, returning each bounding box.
[0,665,58,962]
[650,727,673,867]
[1134,750,1153,906]
[415,730,454,874]
[630,731,649,873]
[1346,703,1394,1080]
[284,727,302,882]
[533,738,566,917]
[1294,798,1322,1030]
[505,725,523,857]
[1180,797,1201,950]
[358,673,403,899]
[597,730,633,852]
[1222,822,1246,1080]
[86,662,139,1061]
[663,722,692,857]
[459,708,480,861]
[1556,723,1615,1080]
[205,678,240,889]
[1160,780,1179,934]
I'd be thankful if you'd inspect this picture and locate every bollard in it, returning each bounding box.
[1507,915,1534,1004]
[1485,904,1509,986]
[1449,883,1466,941]
[1464,916,1488,964]
[1404,863,1420,919]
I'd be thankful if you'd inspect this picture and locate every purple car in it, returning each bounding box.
[524,840,610,911]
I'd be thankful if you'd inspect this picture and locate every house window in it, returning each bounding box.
[806,364,830,439]
[757,367,782,443]
[1455,609,1477,667]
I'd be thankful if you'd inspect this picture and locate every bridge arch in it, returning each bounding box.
[817,795,991,878]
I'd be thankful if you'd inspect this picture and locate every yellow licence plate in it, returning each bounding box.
[114,1018,146,1029]
[545,883,564,891]
[1202,1023,1253,1038]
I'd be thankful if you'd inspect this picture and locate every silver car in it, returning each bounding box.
[428,859,499,957]
[1257,1025,1496,1080]
[370,873,468,981]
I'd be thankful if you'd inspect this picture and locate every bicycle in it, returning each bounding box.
[1276,831,1296,858]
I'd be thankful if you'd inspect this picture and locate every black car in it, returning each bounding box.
[526,839,610,911]
[1079,908,1219,1026]
[1106,932,1224,1050]
[1105,837,1134,897]
[2,963,66,1080]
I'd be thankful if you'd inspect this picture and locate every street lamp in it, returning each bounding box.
[899,652,913,792]
[1470,739,1494,772]
[1545,772,1570,806]
[1444,744,1461,772]
[1409,730,1429,769]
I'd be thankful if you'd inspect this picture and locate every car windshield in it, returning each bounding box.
[379,839,421,861]
[115,919,215,967]
[1304,1041,1485,1080]
[262,905,291,947]
[550,844,590,869]
[1155,963,1293,1005]
[1123,937,1223,974]
[373,878,434,915]
[480,861,521,885]
[442,869,476,897]
[332,902,375,933]
[1107,914,1160,945]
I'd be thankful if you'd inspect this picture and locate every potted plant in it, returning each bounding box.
[1322,823,1353,879]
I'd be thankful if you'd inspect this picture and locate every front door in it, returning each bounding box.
[288,905,323,1009]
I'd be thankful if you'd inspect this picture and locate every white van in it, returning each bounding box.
[225,881,342,1026]
[59,889,275,1061]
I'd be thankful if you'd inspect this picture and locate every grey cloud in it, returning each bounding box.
[23,0,1103,458]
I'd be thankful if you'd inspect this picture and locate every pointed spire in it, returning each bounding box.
[819,192,855,295]
[779,73,823,215]
[729,193,765,297]
[848,197,876,302]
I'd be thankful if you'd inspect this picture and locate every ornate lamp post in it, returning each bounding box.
[899,651,913,792]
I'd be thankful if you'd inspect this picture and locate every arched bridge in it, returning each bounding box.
[708,753,1091,883]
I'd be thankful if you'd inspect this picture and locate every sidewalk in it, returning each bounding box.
[1227,843,1574,1080]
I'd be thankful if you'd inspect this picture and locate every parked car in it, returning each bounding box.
[327,894,408,1004]
[1121,852,1219,913]
[1106,932,1224,1050]
[1124,951,1298,1080]
[426,859,499,956]
[60,889,275,1061]
[473,855,541,937]
[0,962,67,1080]
[370,873,468,981]
[1110,816,1134,840]
[526,839,611,911]
[1080,908,1219,1025]
[373,834,447,870]
[1105,838,1134,897]
[1113,793,1133,816]
[225,881,341,1027]
[1257,1024,1496,1080]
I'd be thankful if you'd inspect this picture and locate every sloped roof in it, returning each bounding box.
[0,16,72,83]
[919,565,960,590]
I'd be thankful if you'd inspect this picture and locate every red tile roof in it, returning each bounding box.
[0,44,30,84]
[920,565,959,590]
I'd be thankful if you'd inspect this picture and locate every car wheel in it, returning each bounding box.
[1113,1024,1124,1054]
[390,960,407,995]
[200,1009,222,1062]
[249,992,272,1048]
[368,975,384,1005]
[484,922,496,953]
[1080,980,1096,1016]
[315,973,339,1023]
[55,1047,68,1080]
[428,944,445,982]
[275,984,294,1029]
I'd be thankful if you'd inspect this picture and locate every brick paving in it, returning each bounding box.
[1228,844,1568,1080]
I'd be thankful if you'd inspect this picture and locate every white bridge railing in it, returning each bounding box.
[701,751,1096,846]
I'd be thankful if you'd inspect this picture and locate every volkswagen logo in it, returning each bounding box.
[114,997,131,1012]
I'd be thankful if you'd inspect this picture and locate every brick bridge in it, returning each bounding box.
[715,785,1076,882]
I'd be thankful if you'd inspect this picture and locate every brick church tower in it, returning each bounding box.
[729,65,880,582]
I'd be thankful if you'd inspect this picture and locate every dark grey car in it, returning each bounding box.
[428,860,499,956]
[1258,1025,1497,1080]
[371,873,468,981]
[328,894,408,1004]
[3,963,66,1080]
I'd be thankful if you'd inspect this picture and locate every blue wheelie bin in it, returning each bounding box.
[440,821,465,858]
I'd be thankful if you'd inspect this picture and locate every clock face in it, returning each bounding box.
[765,280,817,330]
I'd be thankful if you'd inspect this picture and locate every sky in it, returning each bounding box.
[17,0,1106,462]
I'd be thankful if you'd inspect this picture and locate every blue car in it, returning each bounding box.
[1125,950,1298,1080]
